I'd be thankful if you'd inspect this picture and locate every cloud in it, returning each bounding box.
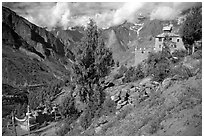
[149,2,200,20]
[113,2,144,25]
[150,6,179,20]
[2,2,201,29]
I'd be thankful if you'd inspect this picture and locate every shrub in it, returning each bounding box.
[56,116,79,136]
[116,105,133,120]
[100,97,116,116]
[118,65,128,75]
[78,85,106,130]
[170,64,192,80]
[15,103,27,118]
[122,64,144,83]
[134,63,145,80]
[172,49,188,59]
[79,106,95,130]
[113,73,123,80]
[123,66,135,83]
[59,94,79,118]
[146,51,171,82]
[191,50,202,59]
[113,64,128,80]
[116,61,120,67]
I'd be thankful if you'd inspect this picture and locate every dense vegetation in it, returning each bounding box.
[61,19,114,130]
[180,6,202,52]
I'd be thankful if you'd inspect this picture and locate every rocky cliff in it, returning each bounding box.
[2,6,76,116]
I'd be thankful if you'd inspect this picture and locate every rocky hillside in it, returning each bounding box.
[54,55,201,136]
[51,27,84,51]
[2,6,76,116]
[2,6,75,85]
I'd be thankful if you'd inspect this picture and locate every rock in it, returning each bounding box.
[117,100,123,105]
[162,78,172,90]
[116,104,122,110]
[152,81,160,86]
[145,87,151,95]
[139,77,152,86]
[95,126,102,134]
[144,82,154,88]
[103,82,115,89]
[110,95,115,101]
[129,88,135,94]
[120,101,128,106]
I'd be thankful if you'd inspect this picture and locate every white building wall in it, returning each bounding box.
[154,37,186,52]
[154,38,163,52]
[171,37,186,50]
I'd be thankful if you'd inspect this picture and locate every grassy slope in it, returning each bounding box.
[80,73,201,136]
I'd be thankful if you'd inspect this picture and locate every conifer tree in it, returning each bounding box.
[72,19,114,104]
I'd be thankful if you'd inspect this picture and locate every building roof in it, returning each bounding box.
[163,25,172,31]
[156,32,180,38]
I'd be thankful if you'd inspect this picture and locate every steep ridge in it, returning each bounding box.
[2,6,75,116]
[3,6,74,60]
[51,27,84,51]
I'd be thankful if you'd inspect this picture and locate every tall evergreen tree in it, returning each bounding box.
[72,19,114,104]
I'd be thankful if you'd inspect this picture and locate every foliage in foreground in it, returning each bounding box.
[71,19,114,129]
[122,63,145,83]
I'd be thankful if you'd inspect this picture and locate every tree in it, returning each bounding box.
[146,40,171,82]
[72,19,114,107]
[180,6,202,52]
[71,19,114,129]
[59,94,79,118]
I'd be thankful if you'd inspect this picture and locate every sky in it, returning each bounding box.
[3,2,201,30]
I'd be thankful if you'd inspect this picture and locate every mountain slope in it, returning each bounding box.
[2,6,76,116]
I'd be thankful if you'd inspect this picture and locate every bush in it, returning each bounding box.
[59,94,79,118]
[113,73,123,80]
[100,97,116,116]
[191,50,202,59]
[79,86,106,130]
[118,65,128,75]
[123,66,135,83]
[116,61,120,67]
[116,105,133,120]
[113,64,128,80]
[146,51,171,82]
[15,103,27,118]
[56,116,79,136]
[170,64,192,80]
[122,64,144,83]
[79,106,95,130]
[172,49,188,59]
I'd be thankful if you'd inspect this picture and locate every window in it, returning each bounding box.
[177,39,179,42]
[159,38,162,42]
[169,38,172,40]
[174,45,177,48]
[159,45,161,48]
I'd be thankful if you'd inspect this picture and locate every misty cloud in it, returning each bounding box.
[150,6,180,20]
[3,2,201,30]
[149,2,201,20]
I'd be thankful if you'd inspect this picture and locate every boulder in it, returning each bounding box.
[139,77,152,86]
[128,92,139,105]
[110,95,115,101]
[95,126,102,134]
[162,78,172,90]
[129,88,136,94]
[145,87,151,95]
